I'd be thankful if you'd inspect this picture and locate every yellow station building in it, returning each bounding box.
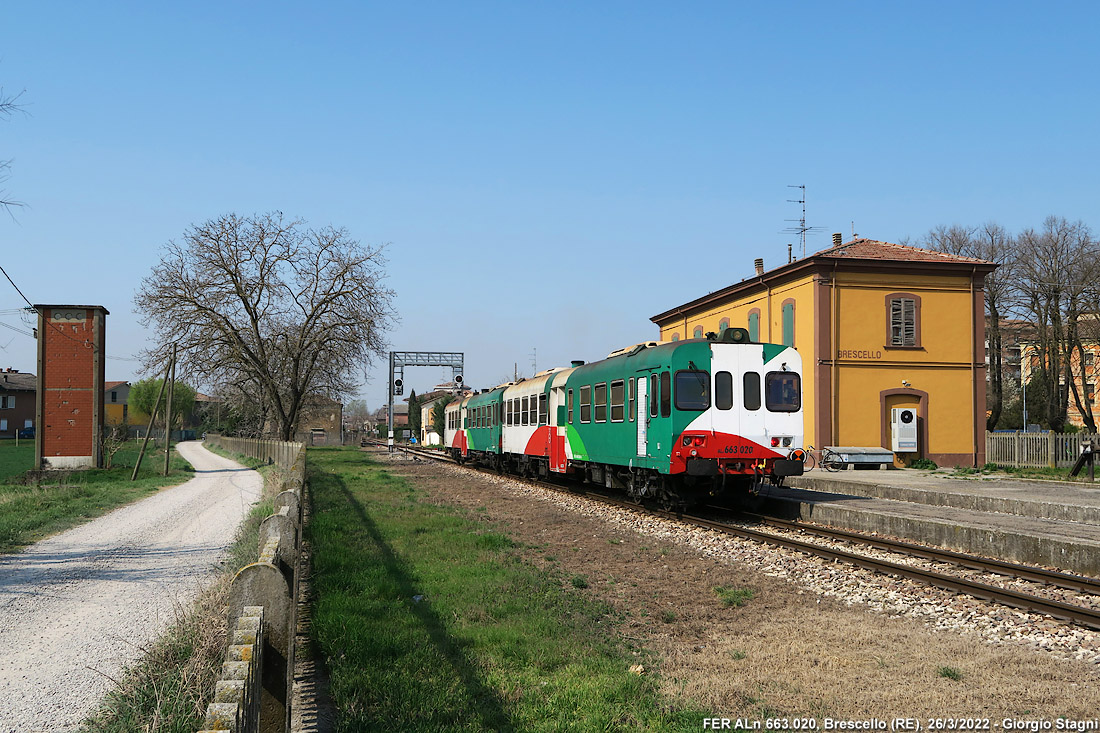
[651,238,996,467]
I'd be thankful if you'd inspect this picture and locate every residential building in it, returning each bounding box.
[0,368,36,438]
[104,381,131,425]
[650,238,996,467]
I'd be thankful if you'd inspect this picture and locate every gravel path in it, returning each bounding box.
[0,441,262,733]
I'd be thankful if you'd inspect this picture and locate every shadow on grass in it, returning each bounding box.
[327,471,513,731]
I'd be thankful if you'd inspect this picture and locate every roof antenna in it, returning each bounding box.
[784,184,823,259]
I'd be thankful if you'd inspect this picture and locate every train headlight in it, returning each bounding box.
[770,437,780,447]
[682,436,692,447]
[692,436,706,447]
[782,437,792,447]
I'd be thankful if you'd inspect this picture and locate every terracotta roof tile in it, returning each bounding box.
[104,381,128,391]
[813,238,993,265]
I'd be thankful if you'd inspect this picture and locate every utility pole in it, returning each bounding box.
[164,343,176,476]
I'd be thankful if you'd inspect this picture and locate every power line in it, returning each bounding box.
[0,265,33,308]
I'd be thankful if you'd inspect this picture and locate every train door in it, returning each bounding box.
[550,386,567,472]
[645,370,673,469]
[636,375,647,458]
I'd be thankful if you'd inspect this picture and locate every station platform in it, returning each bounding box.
[760,469,1100,577]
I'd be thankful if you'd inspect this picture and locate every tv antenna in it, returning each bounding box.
[784,184,825,259]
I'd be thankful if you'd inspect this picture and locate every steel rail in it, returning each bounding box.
[745,514,1100,595]
[366,443,1100,631]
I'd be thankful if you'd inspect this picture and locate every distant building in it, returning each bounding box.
[104,381,131,425]
[650,238,996,467]
[0,368,36,439]
[293,396,343,445]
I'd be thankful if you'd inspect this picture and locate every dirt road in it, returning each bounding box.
[0,442,262,733]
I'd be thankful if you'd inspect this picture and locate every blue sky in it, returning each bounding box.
[2,1,1098,412]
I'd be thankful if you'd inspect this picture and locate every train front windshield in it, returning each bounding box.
[765,372,801,412]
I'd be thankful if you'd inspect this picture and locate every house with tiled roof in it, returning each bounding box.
[104,381,131,425]
[651,236,997,467]
[0,368,36,439]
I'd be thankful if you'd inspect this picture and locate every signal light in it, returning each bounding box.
[770,437,780,447]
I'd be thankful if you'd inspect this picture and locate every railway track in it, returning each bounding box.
[368,442,1100,631]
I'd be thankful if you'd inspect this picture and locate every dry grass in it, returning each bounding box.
[380,455,1100,720]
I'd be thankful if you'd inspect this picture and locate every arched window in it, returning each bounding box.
[781,299,796,347]
[719,318,730,332]
[692,326,703,338]
[747,309,760,342]
[671,333,680,341]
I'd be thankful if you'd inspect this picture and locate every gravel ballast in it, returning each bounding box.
[0,441,262,733]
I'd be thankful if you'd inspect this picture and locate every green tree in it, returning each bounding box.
[407,389,421,440]
[129,378,196,428]
[431,396,454,443]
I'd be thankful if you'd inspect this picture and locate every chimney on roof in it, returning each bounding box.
[832,232,842,247]
[787,243,793,263]
[754,258,764,276]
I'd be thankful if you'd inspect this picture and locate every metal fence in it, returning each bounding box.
[985,431,1098,468]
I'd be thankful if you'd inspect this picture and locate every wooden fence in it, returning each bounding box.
[985,430,1099,468]
[199,436,306,733]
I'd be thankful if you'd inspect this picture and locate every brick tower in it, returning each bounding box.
[34,305,108,469]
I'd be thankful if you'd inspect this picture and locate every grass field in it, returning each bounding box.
[0,440,194,554]
[307,447,705,732]
[0,440,34,482]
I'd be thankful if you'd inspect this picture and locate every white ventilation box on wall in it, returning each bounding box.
[891,407,918,452]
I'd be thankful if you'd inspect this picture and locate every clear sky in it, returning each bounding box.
[2,1,1097,413]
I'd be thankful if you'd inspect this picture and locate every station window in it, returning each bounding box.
[539,394,548,426]
[765,372,801,412]
[594,383,607,422]
[567,389,574,424]
[887,294,920,348]
[715,371,733,410]
[692,326,703,339]
[719,318,730,332]
[675,370,709,411]
[744,372,761,411]
[781,300,795,347]
[671,333,680,341]
[580,386,592,423]
[748,310,760,342]
[660,371,671,418]
[610,380,625,422]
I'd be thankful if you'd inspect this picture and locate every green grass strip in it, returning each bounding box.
[0,442,195,554]
[308,446,704,732]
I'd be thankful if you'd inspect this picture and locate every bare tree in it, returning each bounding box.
[1,87,26,215]
[923,222,1018,429]
[136,212,395,441]
[1016,216,1098,432]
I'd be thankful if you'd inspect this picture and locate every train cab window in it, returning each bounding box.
[538,394,548,425]
[715,371,733,410]
[765,372,801,412]
[628,379,636,422]
[649,374,658,417]
[594,383,607,422]
[611,380,625,422]
[580,386,592,423]
[567,389,574,424]
[660,371,671,418]
[674,370,709,411]
[744,372,761,411]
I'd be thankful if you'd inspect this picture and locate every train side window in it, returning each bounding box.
[567,389,574,424]
[594,382,607,422]
[674,370,709,411]
[520,396,527,426]
[660,371,671,417]
[716,371,733,410]
[649,374,658,417]
[512,398,518,426]
[539,394,548,425]
[580,386,592,423]
[607,378,624,420]
[628,378,636,422]
[744,372,761,411]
